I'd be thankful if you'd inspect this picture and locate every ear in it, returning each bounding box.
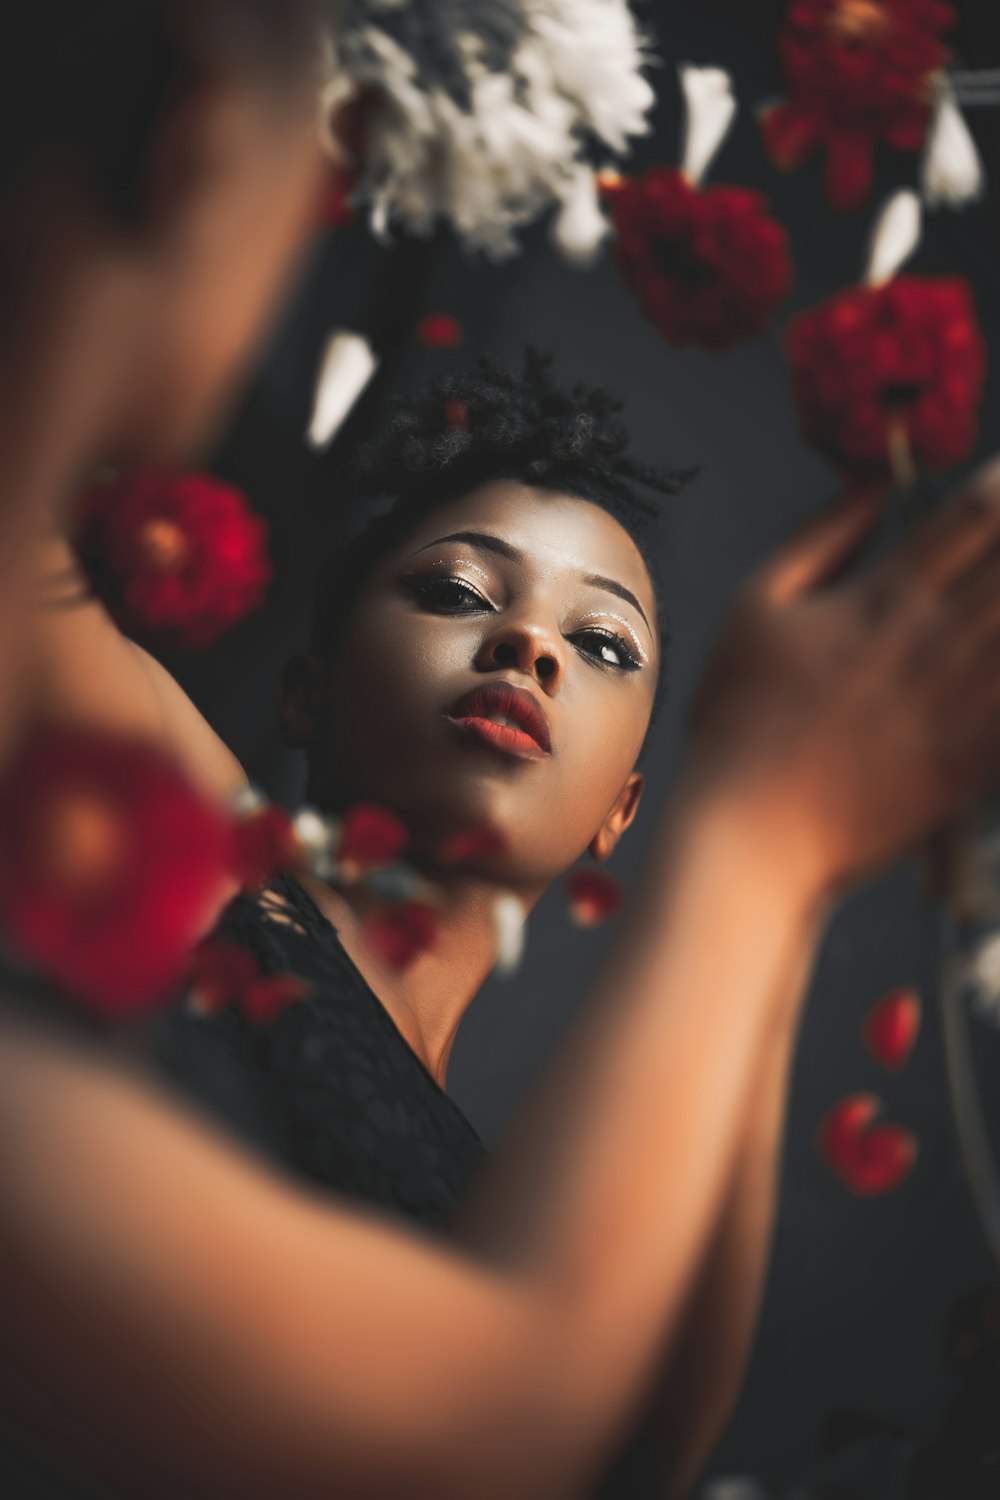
[279,652,327,748]
[588,771,645,864]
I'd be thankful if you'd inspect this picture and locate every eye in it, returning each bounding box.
[404,574,493,614]
[571,628,643,673]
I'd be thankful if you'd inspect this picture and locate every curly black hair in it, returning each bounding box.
[312,350,693,739]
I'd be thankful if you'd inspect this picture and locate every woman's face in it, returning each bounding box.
[314,482,660,889]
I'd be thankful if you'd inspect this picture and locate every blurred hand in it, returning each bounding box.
[686,460,1000,893]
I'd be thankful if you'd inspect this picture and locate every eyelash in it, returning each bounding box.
[404,574,644,673]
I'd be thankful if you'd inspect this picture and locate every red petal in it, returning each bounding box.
[363,902,438,970]
[436,826,508,866]
[817,1093,918,1196]
[416,313,464,350]
[568,870,623,927]
[188,942,259,1012]
[242,974,306,1025]
[230,806,301,890]
[339,804,408,870]
[863,987,921,1071]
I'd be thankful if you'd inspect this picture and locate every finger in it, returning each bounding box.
[891,454,1000,593]
[762,486,884,603]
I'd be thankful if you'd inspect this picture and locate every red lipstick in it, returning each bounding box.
[446,682,552,760]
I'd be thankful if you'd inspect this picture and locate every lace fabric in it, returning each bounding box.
[154,873,487,1230]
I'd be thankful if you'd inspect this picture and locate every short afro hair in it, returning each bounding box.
[312,350,693,736]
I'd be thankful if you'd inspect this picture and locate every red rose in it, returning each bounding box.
[607,168,792,351]
[338,804,409,875]
[762,0,956,210]
[230,805,302,891]
[75,471,272,651]
[787,275,985,482]
[0,731,232,1017]
[568,870,624,928]
[188,942,305,1026]
[362,901,438,970]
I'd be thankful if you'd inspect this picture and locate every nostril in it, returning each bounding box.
[536,656,557,681]
[492,642,518,667]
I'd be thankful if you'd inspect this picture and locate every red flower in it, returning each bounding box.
[188,942,305,1026]
[436,826,508,866]
[762,0,956,210]
[817,1092,918,1195]
[363,901,438,970]
[787,275,985,482]
[230,805,302,891]
[0,731,232,1017]
[416,313,464,350]
[862,987,921,1071]
[568,870,623,928]
[338,804,408,875]
[75,471,272,651]
[607,168,792,351]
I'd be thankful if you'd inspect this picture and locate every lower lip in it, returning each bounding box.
[446,715,550,760]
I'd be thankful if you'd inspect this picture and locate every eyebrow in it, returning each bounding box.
[416,530,652,634]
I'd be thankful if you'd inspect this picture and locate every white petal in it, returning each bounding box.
[492,893,527,977]
[678,64,737,186]
[307,331,378,451]
[551,166,610,266]
[863,189,922,286]
[922,79,986,208]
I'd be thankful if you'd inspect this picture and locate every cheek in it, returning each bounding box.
[325,605,466,774]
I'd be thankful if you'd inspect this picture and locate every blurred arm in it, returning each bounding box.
[25,533,245,801]
[0,795,824,1500]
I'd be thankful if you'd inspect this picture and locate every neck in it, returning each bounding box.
[302,870,545,1088]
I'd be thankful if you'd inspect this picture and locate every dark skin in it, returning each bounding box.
[281,480,657,1080]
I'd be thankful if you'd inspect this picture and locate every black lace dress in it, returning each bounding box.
[152,873,487,1231]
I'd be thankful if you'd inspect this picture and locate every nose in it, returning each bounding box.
[475,616,564,691]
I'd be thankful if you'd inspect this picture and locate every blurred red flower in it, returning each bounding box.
[862,987,921,1071]
[762,0,956,210]
[436,826,508,867]
[817,1093,918,1195]
[0,731,232,1017]
[75,471,272,651]
[787,275,985,482]
[230,805,302,891]
[607,168,791,351]
[416,313,464,349]
[568,870,623,928]
[363,902,438,970]
[188,942,305,1026]
[338,804,408,874]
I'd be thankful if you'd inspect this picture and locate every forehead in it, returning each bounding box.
[392,478,658,612]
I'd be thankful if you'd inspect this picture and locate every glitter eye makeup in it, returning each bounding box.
[574,610,651,666]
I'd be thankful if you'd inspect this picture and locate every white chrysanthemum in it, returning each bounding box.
[322,0,656,260]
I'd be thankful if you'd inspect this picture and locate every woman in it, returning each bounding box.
[5,4,1000,1498]
[140,350,679,1227]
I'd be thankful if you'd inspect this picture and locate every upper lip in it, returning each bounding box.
[446,681,552,754]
